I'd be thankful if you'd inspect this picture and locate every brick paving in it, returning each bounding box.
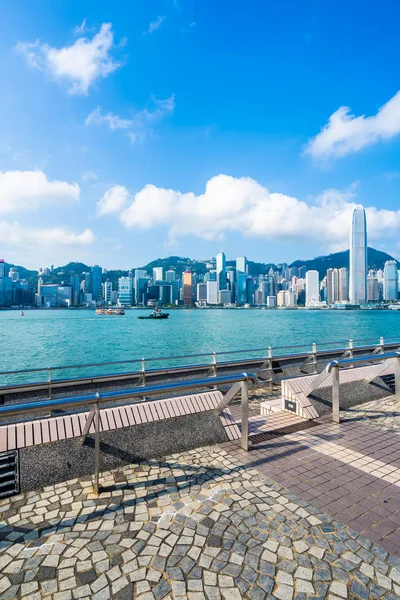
[1,445,400,599]
[223,395,400,558]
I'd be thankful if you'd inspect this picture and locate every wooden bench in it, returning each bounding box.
[0,391,240,452]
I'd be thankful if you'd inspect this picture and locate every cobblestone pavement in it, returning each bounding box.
[341,396,400,434]
[1,447,400,599]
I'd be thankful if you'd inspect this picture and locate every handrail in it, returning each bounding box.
[325,351,400,373]
[0,372,258,494]
[0,372,259,419]
[0,335,398,378]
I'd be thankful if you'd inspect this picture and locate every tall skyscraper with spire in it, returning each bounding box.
[349,206,367,305]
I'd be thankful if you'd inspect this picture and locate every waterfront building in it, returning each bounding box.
[206,280,218,304]
[305,270,320,307]
[0,260,12,307]
[134,270,149,305]
[118,276,133,306]
[236,272,247,305]
[196,283,207,303]
[266,296,276,307]
[218,289,232,304]
[104,281,113,305]
[183,271,193,306]
[216,252,227,291]
[338,268,349,302]
[298,266,306,279]
[153,267,164,281]
[37,284,72,307]
[246,277,255,305]
[349,206,367,304]
[70,274,80,306]
[367,271,379,303]
[90,265,103,303]
[277,290,286,307]
[383,260,399,301]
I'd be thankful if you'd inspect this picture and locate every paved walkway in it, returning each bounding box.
[223,395,400,559]
[1,444,400,599]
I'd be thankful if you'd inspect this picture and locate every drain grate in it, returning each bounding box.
[380,374,396,394]
[0,450,19,499]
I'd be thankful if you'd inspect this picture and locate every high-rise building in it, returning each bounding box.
[8,268,19,282]
[90,265,103,303]
[134,270,148,305]
[118,276,133,305]
[165,269,176,282]
[183,271,193,306]
[104,281,113,304]
[367,271,379,302]
[206,280,218,304]
[305,271,320,306]
[349,206,367,305]
[216,252,227,291]
[338,268,349,302]
[383,260,399,301]
[153,267,164,281]
[70,274,80,306]
[236,256,247,274]
[196,283,207,303]
[236,272,247,305]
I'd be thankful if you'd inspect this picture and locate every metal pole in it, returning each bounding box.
[94,395,100,494]
[268,347,273,390]
[240,380,249,451]
[348,339,353,359]
[394,356,400,402]
[331,363,340,423]
[312,343,317,374]
[141,358,146,386]
[212,352,217,377]
[48,367,52,400]
[380,337,385,354]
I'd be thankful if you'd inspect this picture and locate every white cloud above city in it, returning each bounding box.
[306,90,400,159]
[111,174,400,250]
[16,22,122,94]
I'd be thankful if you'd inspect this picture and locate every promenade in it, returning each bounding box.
[0,395,400,599]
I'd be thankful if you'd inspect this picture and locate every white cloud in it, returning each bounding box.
[82,170,97,181]
[85,94,175,141]
[96,185,130,216]
[0,170,79,215]
[147,16,166,34]
[85,107,133,130]
[16,23,122,95]
[74,18,89,36]
[0,221,95,246]
[306,91,400,159]
[119,174,400,249]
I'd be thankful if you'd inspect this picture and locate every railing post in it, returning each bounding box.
[240,379,249,451]
[394,355,400,402]
[312,343,317,374]
[48,367,52,400]
[380,337,385,354]
[348,339,354,359]
[212,352,217,377]
[331,363,340,423]
[141,358,146,386]
[267,347,273,390]
[94,395,100,494]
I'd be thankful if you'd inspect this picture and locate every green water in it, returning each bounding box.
[1,308,399,385]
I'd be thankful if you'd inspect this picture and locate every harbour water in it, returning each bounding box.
[0,308,399,385]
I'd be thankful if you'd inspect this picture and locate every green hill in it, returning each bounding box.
[290,247,397,278]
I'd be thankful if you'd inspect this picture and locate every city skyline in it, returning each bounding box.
[0,3,400,268]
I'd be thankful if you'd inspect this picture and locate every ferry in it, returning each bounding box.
[138,308,169,320]
[96,308,125,316]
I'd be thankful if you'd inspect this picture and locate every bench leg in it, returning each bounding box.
[241,381,249,451]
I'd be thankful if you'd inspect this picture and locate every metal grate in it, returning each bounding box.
[0,450,19,499]
[380,374,396,394]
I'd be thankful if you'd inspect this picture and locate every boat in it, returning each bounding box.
[96,308,125,316]
[20,311,24,317]
[138,308,169,320]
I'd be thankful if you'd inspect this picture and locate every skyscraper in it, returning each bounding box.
[90,265,103,303]
[216,252,227,291]
[153,267,164,281]
[383,260,399,301]
[349,206,367,305]
[305,271,320,306]
[183,271,193,306]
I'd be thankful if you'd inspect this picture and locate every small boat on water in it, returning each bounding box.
[20,311,24,317]
[96,308,125,316]
[138,308,169,320]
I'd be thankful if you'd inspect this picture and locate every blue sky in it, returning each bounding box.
[0,0,399,269]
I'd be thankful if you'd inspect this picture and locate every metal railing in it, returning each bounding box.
[0,372,258,494]
[325,352,400,423]
[1,335,399,399]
